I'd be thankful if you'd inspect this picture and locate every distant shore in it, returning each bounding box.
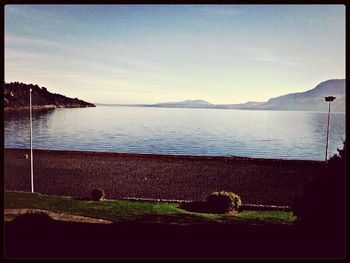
[4,148,324,206]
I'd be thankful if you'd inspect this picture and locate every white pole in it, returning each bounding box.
[30,88,34,193]
[325,101,331,163]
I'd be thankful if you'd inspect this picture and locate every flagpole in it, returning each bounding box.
[325,100,331,162]
[324,96,336,163]
[30,88,34,193]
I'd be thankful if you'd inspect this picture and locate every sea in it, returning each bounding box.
[4,106,346,161]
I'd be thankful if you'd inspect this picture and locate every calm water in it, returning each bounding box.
[4,106,346,160]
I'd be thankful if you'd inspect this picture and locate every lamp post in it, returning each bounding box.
[29,88,34,193]
[324,96,336,163]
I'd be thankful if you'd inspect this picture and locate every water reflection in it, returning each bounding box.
[4,108,55,120]
[4,106,346,160]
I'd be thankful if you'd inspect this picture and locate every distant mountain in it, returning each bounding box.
[95,103,149,107]
[143,100,265,109]
[120,79,344,112]
[4,82,95,111]
[147,100,215,108]
[254,79,345,112]
[214,101,265,109]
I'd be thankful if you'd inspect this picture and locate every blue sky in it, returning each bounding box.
[5,4,345,104]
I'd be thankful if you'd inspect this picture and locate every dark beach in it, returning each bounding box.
[4,148,324,206]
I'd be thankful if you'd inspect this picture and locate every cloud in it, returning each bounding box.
[308,16,344,25]
[5,35,72,50]
[250,55,300,66]
[5,34,152,74]
[202,5,244,17]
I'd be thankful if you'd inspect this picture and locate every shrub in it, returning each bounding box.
[13,211,53,225]
[292,141,346,229]
[91,188,105,201]
[206,191,241,214]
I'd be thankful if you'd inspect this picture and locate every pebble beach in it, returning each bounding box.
[4,148,324,206]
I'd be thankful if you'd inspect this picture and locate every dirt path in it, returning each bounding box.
[4,208,113,224]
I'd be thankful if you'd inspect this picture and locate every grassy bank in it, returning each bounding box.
[4,191,295,225]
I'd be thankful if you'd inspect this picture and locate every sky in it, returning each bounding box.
[5,4,345,104]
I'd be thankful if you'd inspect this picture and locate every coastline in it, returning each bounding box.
[4,147,324,163]
[4,148,324,206]
[4,104,95,112]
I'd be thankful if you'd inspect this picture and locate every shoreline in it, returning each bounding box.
[5,104,345,113]
[4,148,324,206]
[4,105,95,112]
[4,147,324,164]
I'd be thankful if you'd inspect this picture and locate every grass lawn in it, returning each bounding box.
[4,191,296,225]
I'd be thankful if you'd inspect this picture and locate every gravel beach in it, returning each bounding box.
[4,148,324,206]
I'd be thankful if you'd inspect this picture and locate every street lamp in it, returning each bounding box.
[324,96,336,163]
[29,88,34,193]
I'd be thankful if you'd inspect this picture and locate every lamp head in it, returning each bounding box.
[325,96,336,102]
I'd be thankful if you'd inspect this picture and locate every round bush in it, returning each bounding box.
[91,188,105,201]
[206,191,241,214]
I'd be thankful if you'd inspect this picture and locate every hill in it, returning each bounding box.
[147,99,215,108]
[4,82,95,111]
[255,79,345,112]
[215,101,265,109]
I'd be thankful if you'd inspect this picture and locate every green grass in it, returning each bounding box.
[4,215,16,222]
[4,191,296,225]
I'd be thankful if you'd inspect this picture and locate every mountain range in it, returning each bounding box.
[101,79,345,112]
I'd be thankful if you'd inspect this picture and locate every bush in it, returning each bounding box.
[91,188,105,201]
[13,211,53,225]
[292,141,346,229]
[206,191,241,214]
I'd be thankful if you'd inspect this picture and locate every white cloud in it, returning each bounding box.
[202,6,244,17]
[5,35,73,51]
[250,55,301,66]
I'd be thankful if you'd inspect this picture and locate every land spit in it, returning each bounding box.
[4,148,324,206]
